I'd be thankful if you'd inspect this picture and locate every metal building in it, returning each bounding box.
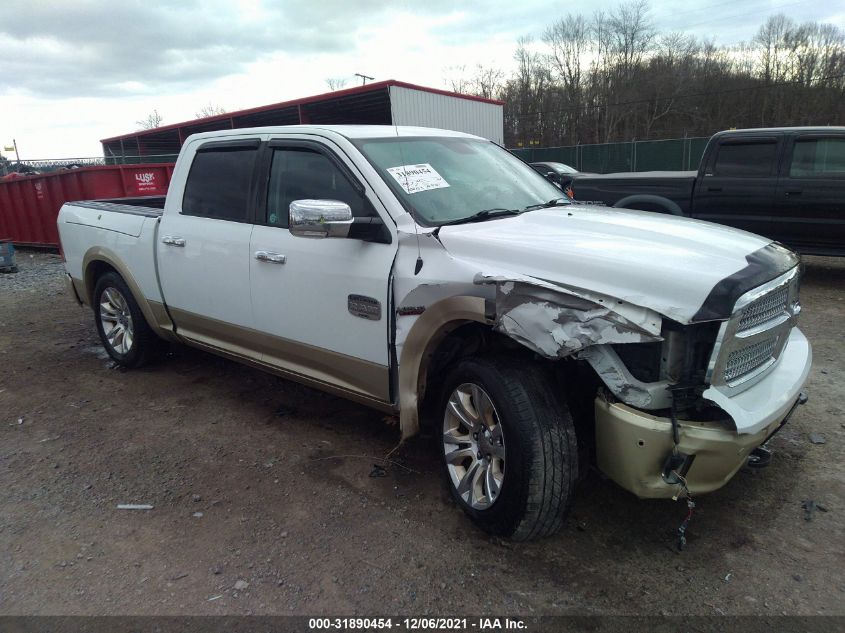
[100,80,504,161]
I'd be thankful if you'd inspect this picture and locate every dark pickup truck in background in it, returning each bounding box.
[569,127,845,256]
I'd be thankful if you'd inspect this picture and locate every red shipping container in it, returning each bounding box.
[0,163,175,248]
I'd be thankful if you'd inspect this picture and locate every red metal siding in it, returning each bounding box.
[0,163,174,247]
[99,80,504,145]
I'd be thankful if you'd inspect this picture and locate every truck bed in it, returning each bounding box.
[58,198,165,307]
[571,171,697,213]
[69,195,166,217]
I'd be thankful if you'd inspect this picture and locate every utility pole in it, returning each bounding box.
[355,73,374,85]
[4,139,20,163]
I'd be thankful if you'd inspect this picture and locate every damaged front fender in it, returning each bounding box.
[476,276,663,359]
[392,233,668,437]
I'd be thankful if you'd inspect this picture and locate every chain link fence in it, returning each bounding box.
[3,137,708,179]
[1,154,179,177]
[510,136,709,173]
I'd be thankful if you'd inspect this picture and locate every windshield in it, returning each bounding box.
[353,137,568,226]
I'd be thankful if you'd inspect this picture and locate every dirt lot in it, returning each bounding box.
[0,250,843,616]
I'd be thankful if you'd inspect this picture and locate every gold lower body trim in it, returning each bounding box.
[595,397,778,498]
[168,307,392,406]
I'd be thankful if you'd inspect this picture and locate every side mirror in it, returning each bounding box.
[289,199,353,239]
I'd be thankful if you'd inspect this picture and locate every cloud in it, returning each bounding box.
[0,0,409,98]
[5,0,837,100]
[430,0,592,44]
[2,0,843,158]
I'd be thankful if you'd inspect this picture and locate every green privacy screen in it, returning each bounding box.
[512,137,709,173]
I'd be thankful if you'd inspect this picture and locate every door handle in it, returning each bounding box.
[707,187,723,192]
[785,189,803,196]
[161,236,186,247]
[254,250,286,264]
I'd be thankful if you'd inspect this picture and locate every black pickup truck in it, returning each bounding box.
[570,127,845,256]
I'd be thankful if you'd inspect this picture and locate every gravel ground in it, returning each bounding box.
[0,250,843,616]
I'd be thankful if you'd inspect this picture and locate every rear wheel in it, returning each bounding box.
[439,356,578,541]
[93,272,159,368]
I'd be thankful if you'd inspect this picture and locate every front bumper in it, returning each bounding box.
[594,327,812,499]
[702,327,812,434]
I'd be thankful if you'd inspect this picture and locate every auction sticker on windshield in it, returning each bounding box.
[387,163,450,194]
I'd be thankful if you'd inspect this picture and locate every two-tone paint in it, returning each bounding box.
[58,125,812,500]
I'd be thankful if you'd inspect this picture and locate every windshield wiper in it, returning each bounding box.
[437,208,522,226]
[436,199,567,227]
[522,197,570,212]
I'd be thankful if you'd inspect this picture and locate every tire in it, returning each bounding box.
[438,356,578,541]
[92,271,160,368]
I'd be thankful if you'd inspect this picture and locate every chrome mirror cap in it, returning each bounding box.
[289,199,353,238]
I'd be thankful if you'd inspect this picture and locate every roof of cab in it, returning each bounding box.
[713,126,845,136]
[183,125,482,143]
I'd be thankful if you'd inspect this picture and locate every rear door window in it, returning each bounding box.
[182,142,259,221]
[713,141,777,177]
[789,137,845,177]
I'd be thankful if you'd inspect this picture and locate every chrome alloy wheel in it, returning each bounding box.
[99,287,134,355]
[443,383,506,510]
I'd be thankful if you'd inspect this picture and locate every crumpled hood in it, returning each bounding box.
[436,205,777,323]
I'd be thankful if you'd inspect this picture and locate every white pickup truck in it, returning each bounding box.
[58,125,811,541]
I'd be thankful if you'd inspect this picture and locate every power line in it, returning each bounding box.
[656,0,770,24]
[677,0,812,31]
[512,73,845,119]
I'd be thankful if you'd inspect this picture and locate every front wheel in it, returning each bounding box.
[93,272,160,368]
[439,356,578,541]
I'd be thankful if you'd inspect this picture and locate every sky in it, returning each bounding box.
[1,0,843,159]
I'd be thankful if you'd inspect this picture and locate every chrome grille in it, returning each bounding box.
[738,284,789,332]
[723,337,778,384]
[707,266,800,395]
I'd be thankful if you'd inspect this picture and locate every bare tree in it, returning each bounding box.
[544,14,588,91]
[136,109,163,130]
[659,32,696,63]
[443,65,471,93]
[508,37,559,145]
[326,78,348,91]
[608,0,656,76]
[195,103,227,119]
[755,15,792,83]
[451,0,845,149]
[441,65,504,100]
[587,9,619,142]
[641,34,698,137]
[544,14,589,142]
[472,65,505,99]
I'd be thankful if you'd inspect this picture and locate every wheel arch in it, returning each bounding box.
[613,194,684,216]
[398,295,492,439]
[82,246,174,338]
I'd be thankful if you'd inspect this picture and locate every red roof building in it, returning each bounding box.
[100,80,504,161]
